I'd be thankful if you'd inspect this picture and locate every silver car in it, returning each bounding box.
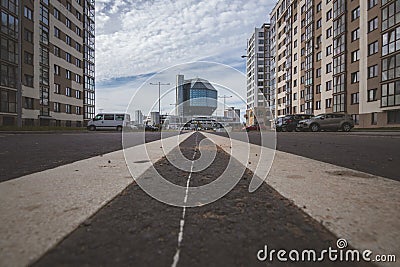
[297,113,354,132]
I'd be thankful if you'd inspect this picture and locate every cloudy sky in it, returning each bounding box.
[95,0,275,118]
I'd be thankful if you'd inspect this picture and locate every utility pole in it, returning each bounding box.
[218,95,232,117]
[150,82,170,124]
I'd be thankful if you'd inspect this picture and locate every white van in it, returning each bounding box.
[87,113,131,131]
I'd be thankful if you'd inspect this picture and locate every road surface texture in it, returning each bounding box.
[32,133,374,267]
[219,131,400,181]
[1,131,398,183]
[0,131,177,182]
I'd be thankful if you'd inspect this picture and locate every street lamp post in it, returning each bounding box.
[150,82,170,125]
[218,95,232,117]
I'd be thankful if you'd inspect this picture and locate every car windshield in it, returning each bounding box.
[313,115,324,119]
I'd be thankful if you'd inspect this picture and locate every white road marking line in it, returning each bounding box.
[171,133,198,267]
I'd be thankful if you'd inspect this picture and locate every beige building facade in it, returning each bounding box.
[247,0,400,128]
[0,0,95,127]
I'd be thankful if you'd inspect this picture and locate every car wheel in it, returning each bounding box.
[88,125,96,131]
[342,123,351,132]
[116,126,122,132]
[276,127,282,132]
[310,123,320,132]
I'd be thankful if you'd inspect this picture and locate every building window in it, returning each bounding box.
[382,26,400,56]
[316,100,321,110]
[24,75,33,87]
[24,29,33,43]
[54,46,60,57]
[40,5,49,25]
[76,106,81,115]
[76,27,81,36]
[66,35,71,45]
[352,114,360,125]
[54,8,59,19]
[54,102,60,112]
[54,83,60,94]
[66,104,71,114]
[54,64,60,75]
[54,27,60,38]
[382,1,400,31]
[326,63,332,73]
[76,90,81,99]
[387,110,400,124]
[368,17,378,33]
[326,98,332,108]
[75,43,81,52]
[367,89,377,102]
[326,45,332,56]
[382,54,400,81]
[351,72,359,83]
[75,74,81,83]
[371,112,378,125]
[368,0,377,9]
[326,80,332,91]
[66,52,71,63]
[352,28,360,41]
[368,41,378,56]
[66,18,71,29]
[66,70,71,79]
[351,93,359,104]
[381,81,400,107]
[352,7,360,21]
[327,9,332,21]
[368,65,378,78]
[317,19,322,29]
[316,84,321,94]
[24,7,33,20]
[24,51,33,65]
[333,94,345,112]
[24,97,34,109]
[316,68,321,78]
[327,27,332,38]
[66,87,72,97]
[351,50,360,62]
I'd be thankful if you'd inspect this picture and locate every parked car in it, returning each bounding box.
[244,125,260,132]
[87,113,130,131]
[145,125,159,131]
[297,113,354,132]
[275,114,314,132]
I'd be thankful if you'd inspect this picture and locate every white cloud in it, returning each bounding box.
[95,0,275,115]
[95,0,275,81]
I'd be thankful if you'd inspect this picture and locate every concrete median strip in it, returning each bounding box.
[204,133,400,267]
[0,133,192,267]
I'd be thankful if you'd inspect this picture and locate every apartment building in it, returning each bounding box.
[0,0,95,127]
[246,0,400,128]
[245,23,273,126]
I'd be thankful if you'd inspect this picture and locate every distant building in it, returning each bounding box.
[176,75,218,117]
[150,111,160,125]
[135,110,143,125]
[245,24,273,126]
[224,107,241,121]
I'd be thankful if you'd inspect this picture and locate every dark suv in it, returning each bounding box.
[275,114,314,132]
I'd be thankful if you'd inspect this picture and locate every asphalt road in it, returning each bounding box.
[0,131,177,182]
[245,131,400,181]
[33,133,373,267]
[1,130,398,182]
